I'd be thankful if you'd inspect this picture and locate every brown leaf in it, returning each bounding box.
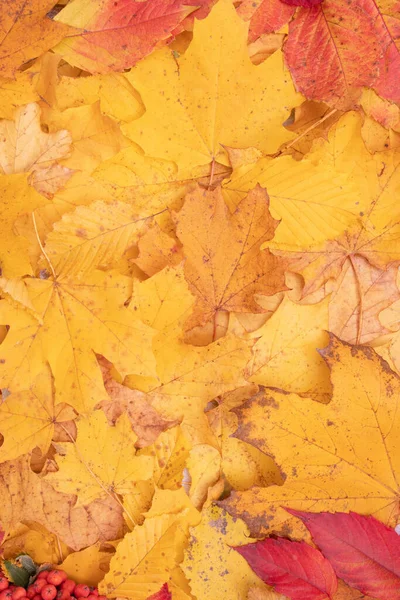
[98,357,177,448]
[0,456,124,550]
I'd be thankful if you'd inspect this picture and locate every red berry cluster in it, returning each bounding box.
[0,571,107,600]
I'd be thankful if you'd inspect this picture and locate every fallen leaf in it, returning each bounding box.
[0,369,75,462]
[222,336,400,537]
[222,154,363,250]
[59,544,114,586]
[207,385,283,492]
[237,0,295,42]
[123,0,302,174]
[98,356,177,448]
[146,583,171,600]
[135,223,183,277]
[289,510,400,600]
[0,103,72,196]
[100,510,196,599]
[246,296,331,402]
[235,537,337,600]
[42,199,157,278]
[0,270,157,413]
[284,0,389,108]
[138,426,191,490]
[182,505,268,599]
[174,185,287,333]
[54,0,195,74]
[0,456,124,550]
[45,411,153,506]
[0,174,47,276]
[0,0,75,79]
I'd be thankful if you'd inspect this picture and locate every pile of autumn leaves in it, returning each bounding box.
[1,0,400,598]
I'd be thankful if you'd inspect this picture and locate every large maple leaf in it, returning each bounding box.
[222,335,400,538]
[123,0,302,174]
[0,270,157,414]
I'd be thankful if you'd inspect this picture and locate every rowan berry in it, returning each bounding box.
[73,586,89,599]
[56,590,70,600]
[48,573,66,587]
[0,579,8,592]
[37,574,48,581]
[60,582,74,595]
[12,587,26,600]
[89,592,97,598]
[86,595,97,600]
[0,590,13,600]
[41,585,57,600]
[31,581,46,595]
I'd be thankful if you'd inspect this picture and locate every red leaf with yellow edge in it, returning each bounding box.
[288,510,400,600]
[235,537,337,600]
[146,583,171,600]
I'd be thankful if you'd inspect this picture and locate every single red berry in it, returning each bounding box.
[60,583,74,595]
[47,573,66,587]
[56,591,70,600]
[41,586,57,600]
[0,580,8,592]
[0,591,13,600]
[73,587,89,599]
[26,586,37,600]
[31,581,46,595]
[86,595,97,600]
[37,573,48,581]
[88,592,97,598]
[12,587,26,600]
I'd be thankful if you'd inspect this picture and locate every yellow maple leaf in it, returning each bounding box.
[173,185,287,333]
[45,411,154,506]
[222,335,400,538]
[123,0,302,174]
[0,270,157,413]
[0,369,75,462]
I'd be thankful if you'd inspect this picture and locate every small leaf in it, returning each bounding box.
[3,560,30,588]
